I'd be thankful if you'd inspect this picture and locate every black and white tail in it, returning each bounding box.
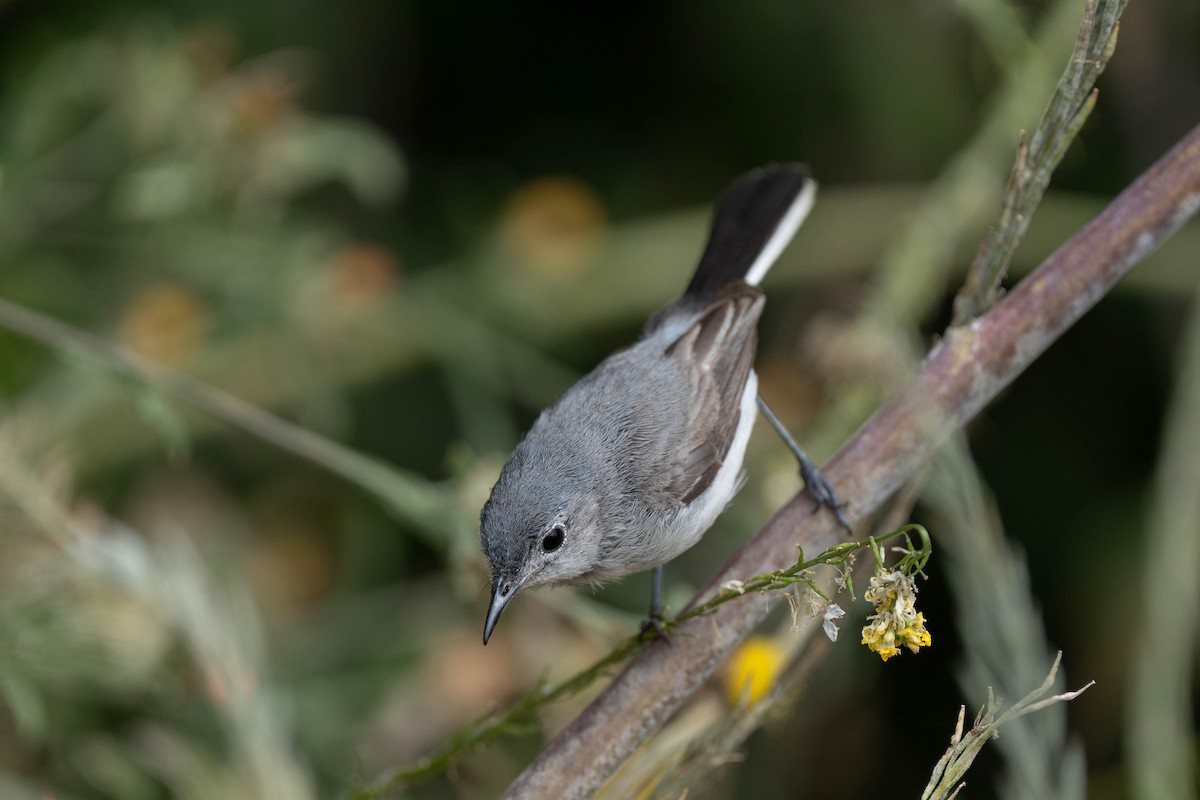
[683,164,816,304]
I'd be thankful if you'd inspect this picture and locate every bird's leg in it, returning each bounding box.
[756,395,851,532]
[640,564,670,641]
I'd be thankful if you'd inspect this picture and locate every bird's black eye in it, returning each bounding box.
[542,525,565,552]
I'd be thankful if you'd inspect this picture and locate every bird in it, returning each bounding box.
[479,164,843,645]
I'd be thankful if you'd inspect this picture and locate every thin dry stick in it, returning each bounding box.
[500,125,1200,800]
[0,296,458,542]
[922,652,1094,800]
[953,0,1126,324]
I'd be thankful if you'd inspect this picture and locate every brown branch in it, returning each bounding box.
[500,124,1200,800]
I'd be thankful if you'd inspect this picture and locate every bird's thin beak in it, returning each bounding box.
[483,577,520,645]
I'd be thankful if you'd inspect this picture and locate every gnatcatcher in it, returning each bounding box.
[480,164,845,645]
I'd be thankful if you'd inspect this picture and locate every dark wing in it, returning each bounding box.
[661,282,764,505]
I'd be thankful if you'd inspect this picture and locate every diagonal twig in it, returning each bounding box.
[0,295,462,544]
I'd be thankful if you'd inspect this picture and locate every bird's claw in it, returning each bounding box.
[799,460,852,533]
[639,611,671,643]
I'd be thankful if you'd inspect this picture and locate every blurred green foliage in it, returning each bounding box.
[0,1,1197,799]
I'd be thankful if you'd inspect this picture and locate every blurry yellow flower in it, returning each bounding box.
[500,176,606,278]
[228,67,298,134]
[118,283,209,366]
[860,570,930,661]
[180,21,239,85]
[328,243,400,311]
[724,635,785,707]
[248,525,338,619]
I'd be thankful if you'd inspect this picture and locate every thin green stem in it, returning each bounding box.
[349,635,645,798]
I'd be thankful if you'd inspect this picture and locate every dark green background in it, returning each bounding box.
[0,1,1197,798]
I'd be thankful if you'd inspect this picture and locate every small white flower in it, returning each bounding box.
[721,579,746,595]
[822,603,846,642]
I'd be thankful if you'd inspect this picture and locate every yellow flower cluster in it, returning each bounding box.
[860,570,931,661]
